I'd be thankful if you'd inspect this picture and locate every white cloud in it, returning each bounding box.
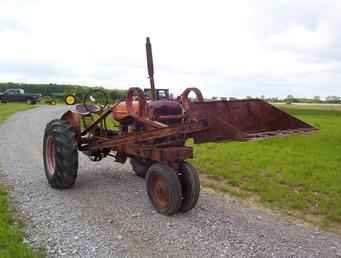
[0,0,340,98]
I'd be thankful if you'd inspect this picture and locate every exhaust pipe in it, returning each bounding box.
[146,37,156,100]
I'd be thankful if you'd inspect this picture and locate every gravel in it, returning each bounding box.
[1,106,341,257]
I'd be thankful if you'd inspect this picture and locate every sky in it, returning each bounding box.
[0,0,340,98]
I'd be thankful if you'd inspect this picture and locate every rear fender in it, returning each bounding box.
[61,111,81,142]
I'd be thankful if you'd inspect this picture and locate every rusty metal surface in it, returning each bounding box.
[61,110,81,141]
[185,99,317,143]
[150,175,168,208]
[83,120,207,151]
[148,100,183,124]
[126,87,148,117]
[120,145,193,163]
[180,87,204,110]
[113,92,184,126]
[146,37,156,100]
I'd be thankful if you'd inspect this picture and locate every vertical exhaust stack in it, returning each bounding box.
[146,37,156,100]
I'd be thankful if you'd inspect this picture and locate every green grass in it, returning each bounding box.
[0,103,35,124]
[80,113,120,132]
[191,105,341,224]
[0,103,42,258]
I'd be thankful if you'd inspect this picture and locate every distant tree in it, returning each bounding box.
[326,96,340,104]
[285,94,295,104]
[313,96,321,103]
[269,97,279,103]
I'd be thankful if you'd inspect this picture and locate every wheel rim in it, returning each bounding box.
[150,175,169,209]
[46,136,56,175]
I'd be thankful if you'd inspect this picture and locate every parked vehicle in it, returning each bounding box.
[0,89,42,104]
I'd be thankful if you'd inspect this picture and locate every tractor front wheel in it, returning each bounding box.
[146,163,182,215]
[43,119,78,189]
[130,157,153,178]
[179,162,200,212]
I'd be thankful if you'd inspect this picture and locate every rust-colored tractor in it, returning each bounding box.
[43,38,317,215]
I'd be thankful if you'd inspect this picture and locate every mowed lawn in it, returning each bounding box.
[0,103,41,258]
[191,104,341,224]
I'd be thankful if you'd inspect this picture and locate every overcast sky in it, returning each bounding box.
[0,0,340,98]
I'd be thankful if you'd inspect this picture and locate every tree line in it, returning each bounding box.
[211,94,341,104]
[0,82,127,102]
[263,95,341,104]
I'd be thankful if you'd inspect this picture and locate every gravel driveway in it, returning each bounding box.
[1,106,341,257]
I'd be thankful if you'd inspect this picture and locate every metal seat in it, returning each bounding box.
[75,104,101,116]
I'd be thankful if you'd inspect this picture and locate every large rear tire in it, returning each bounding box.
[179,162,200,212]
[146,163,182,215]
[130,157,153,178]
[43,119,78,189]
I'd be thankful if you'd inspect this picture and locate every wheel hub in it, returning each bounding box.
[150,175,169,209]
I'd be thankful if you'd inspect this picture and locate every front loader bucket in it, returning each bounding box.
[188,99,317,144]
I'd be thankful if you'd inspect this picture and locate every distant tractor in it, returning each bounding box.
[43,38,317,215]
[44,96,57,105]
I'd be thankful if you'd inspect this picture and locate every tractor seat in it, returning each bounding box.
[75,104,101,116]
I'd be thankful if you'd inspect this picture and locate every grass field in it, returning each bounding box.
[0,103,35,124]
[191,104,341,226]
[0,103,41,258]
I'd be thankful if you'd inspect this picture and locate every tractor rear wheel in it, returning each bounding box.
[130,157,153,178]
[179,162,200,212]
[43,119,78,189]
[146,163,182,215]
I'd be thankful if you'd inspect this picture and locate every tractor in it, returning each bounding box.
[43,38,317,215]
